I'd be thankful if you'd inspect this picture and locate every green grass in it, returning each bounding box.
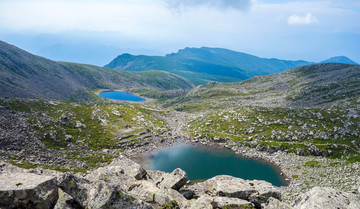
[184,102,360,162]
[292,175,299,179]
[329,162,341,167]
[304,161,320,168]
[1,99,168,151]
[0,98,170,171]
[8,160,37,169]
[160,200,179,209]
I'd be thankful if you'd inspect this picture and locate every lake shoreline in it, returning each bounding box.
[95,89,153,103]
[128,137,290,187]
[125,134,359,203]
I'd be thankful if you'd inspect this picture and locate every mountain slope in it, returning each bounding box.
[167,47,311,75]
[0,40,195,100]
[105,53,251,85]
[168,63,360,111]
[105,47,312,85]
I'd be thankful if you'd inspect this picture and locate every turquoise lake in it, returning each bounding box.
[98,91,145,102]
[146,144,286,186]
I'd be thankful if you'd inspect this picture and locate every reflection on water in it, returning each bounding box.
[146,144,286,186]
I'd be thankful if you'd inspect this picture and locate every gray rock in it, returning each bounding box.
[348,201,360,209]
[179,189,195,200]
[188,194,213,209]
[147,169,166,182]
[247,180,282,207]
[127,180,187,207]
[212,196,254,208]
[292,187,360,209]
[54,189,83,209]
[0,173,58,209]
[157,168,188,191]
[58,173,152,209]
[108,154,147,180]
[163,188,189,208]
[188,175,280,207]
[128,181,170,204]
[57,173,90,207]
[87,181,151,209]
[262,197,292,209]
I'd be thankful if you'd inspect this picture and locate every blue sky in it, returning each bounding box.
[0,0,359,65]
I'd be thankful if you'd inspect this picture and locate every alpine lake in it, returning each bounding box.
[144,144,287,187]
[99,91,146,102]
[99,91,286,187]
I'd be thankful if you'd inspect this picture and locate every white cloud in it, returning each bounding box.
[287,13,318,25]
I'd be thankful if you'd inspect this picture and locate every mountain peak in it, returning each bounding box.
[320,56,358,65]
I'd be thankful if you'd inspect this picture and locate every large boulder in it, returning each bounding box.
[157,168,188,191]
[147,169,166,182]
[292,187,360,209]
[127,180,188,207]
[187,175,281,207]
[54,189,83,209]
[58,173,152,209]
[109,154,147,180]
[86,181,152,209]
[262,197,292,209]
[188,194,213,209]
[0,172,58,209]
[128,181,171,204]
[86,154,147,182]
[212,196,254,208]
[57,173,90,206]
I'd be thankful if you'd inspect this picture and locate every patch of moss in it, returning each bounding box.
[329,162,341,167]
[160,200,179,209]
[304,161,320,168]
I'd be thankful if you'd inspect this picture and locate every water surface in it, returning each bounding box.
[146,144,286,186]
[99,91,145,102]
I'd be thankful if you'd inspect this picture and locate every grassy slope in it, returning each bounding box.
[186,99,360,163]
[165,63,360,162]
[168,63,360,111]
[0,40,195,101]
[0,98,168,172]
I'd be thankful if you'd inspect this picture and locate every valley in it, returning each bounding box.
[0,41,359,208]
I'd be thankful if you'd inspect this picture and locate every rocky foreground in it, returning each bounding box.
[1,154,359,209]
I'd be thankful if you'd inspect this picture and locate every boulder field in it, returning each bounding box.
[0,155,359,209]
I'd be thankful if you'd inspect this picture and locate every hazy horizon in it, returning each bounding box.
[1,0,359,66]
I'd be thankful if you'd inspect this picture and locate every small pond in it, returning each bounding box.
[99,91,145,102]
[145,144,286,186]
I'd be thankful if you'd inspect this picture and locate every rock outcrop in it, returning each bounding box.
[58,155,152,209]
[187,175,281,208]
[1,155,360,209]
[291,187,360,209]
[156,168,188,191]
[0,173,59,209]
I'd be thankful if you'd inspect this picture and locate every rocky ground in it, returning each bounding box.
[1,96,360,208]
[1,155,359,209]
[125,106,360,204]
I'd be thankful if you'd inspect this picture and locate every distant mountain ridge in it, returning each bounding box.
[0,40,195,101]
[320,56,358,65]
[105,47,358,85]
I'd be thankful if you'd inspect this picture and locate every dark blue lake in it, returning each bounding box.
[146,144,286,186]
[99,91,145,102]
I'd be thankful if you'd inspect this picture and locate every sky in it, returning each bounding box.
[0,0,359,65]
